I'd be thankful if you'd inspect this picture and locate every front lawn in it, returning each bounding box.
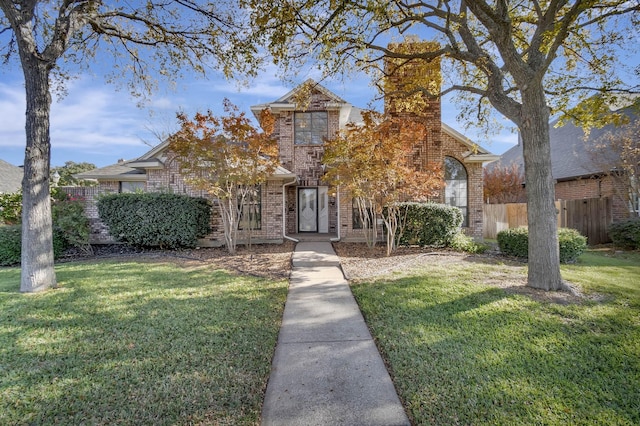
[0,260,288,425]
[352,250,640,425]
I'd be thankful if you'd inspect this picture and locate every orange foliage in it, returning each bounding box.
[169,99,278,194]
[324,110,443,253]
[168,100,279,253]
[483,163,526,204]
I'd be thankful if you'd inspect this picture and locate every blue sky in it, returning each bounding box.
[0,63,519,169]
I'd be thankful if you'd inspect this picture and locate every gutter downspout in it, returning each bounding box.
[330,184,341,242]
[283,177,299,243]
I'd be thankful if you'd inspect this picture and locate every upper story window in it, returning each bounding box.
[295,111,328,145]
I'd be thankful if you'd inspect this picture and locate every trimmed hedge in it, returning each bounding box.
[397,202,463,247]
[0,225,66,266]
[609,218,640,250]
[558,228,589,263]
[497,227,529,259]
[97,192,211,248]
[497,227,587,263]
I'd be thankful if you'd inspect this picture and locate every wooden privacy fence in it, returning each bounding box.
[483,197,612,245]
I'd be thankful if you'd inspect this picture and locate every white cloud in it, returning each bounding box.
[0,75,153,166]
[0,83,28,147]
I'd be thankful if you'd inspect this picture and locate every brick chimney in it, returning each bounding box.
[384,37,442,120]
[384,37,443,169]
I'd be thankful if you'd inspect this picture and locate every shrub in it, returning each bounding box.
[0,225,66,266]
[0,225,21,266]
[609,218,640,250]
[397,202,463,247]
[0,191,22,225]
[450,232,489,254]
[558,228,588,263]
[52,192,92,254]
[497,227,529,259]
[497,227,587,263]
[98,192,211,248]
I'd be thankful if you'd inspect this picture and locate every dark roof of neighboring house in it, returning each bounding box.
[494,103,639,181]
[0,159,23,193]
[74,160,147,181]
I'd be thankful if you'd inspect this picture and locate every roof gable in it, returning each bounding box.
[273,79,347,105]
[442,124,500,163]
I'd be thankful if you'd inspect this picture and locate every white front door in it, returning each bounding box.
[298,188,318,232]
[318,186,329,233]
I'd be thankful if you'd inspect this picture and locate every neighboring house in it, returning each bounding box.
[0,159,23,193]
[76,78,498,245]
[492,102,639,222]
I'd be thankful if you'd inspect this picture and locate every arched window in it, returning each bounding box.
[444,156,468,227]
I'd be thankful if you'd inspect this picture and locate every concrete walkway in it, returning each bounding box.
[261,242,410,426]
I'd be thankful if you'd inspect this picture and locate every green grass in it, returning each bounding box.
[0,260,288,425]
[352,250,640,425]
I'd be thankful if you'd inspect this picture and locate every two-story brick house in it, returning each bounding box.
[75,76,497,245]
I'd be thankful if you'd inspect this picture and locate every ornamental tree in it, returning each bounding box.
[484,163,527,204]
[323,110,443,255]
[245,0,639,290]
[169,101,279,254]
[1,0,260,292]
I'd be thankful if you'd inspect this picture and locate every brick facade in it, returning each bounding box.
[79,42,496,245]
[70,160,287,246]
[555,175,632,222]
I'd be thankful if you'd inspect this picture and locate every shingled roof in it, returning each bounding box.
[0,159,23,193]
[495,104,639,181]
[74,160,146,181]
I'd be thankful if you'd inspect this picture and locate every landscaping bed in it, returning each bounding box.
[58,240,296,280]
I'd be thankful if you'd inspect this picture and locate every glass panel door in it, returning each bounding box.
[318,186,328,233]
[298,188,318,232]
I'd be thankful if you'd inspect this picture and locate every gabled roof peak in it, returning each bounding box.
[272,78,348,105]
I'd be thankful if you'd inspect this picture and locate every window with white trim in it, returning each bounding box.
[444,156,468,227]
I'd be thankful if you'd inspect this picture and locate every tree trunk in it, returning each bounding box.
[519,88,562,291]
[219,198,238,254]
[20,59,57,292]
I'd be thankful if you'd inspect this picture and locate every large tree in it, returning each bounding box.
[0,1,259,292]
[245,0,639,290]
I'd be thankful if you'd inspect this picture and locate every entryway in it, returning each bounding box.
[298,187,328,233]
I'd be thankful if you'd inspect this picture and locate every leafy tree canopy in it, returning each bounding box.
[245,0,638,130]
[324,110,443,255]
[51,161,96,186]
[484,163,527,204]
[245,0,639,291]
